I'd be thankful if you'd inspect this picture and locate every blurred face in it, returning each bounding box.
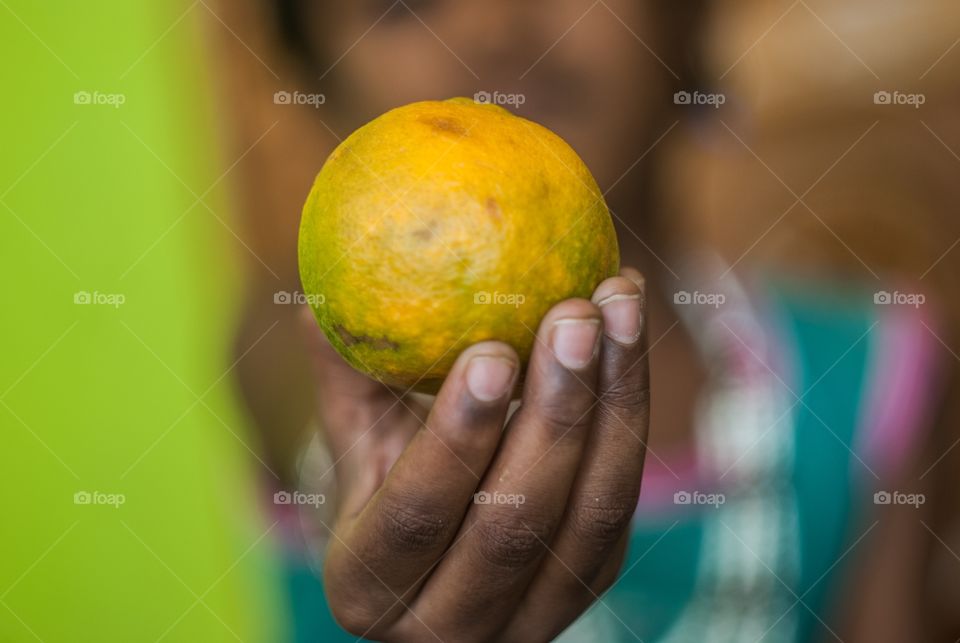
[296,0,670,195]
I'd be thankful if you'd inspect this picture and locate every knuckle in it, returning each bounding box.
[474,511,553,570]
[324,563,382,637]
[441,418,497,456]
[375,494,452,554]
[327,599,376,637]
[600,376,649,416]
[594,406,641,440]
[569,491,637,551]
[535,396,595,439]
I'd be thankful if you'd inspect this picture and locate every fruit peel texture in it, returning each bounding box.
[299,98,619,391]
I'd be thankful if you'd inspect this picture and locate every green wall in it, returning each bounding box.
[1,2,284,640]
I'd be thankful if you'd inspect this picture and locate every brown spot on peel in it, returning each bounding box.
[485,197,502,221]
[412,218,438,241]
[335,324,399,350]
[420,116,468,136]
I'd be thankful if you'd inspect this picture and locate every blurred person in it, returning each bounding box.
[207,0,960,641]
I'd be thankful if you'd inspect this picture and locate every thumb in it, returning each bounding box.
[298,306,416,511]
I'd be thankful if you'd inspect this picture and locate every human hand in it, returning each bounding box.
[304,268,649,642]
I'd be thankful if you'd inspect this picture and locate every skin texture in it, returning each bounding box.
[300,98,619,391]
[304,267,649,642]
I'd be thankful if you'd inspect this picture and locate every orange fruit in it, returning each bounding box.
[299,98,619,392]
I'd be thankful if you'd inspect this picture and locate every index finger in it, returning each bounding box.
[322,341,518,638]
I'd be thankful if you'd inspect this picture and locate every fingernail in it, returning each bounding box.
[621,270,646,293]
[551,318,601,369]
[597,293,641,344]
[466,355,516,402]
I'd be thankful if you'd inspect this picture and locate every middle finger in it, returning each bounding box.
[403,297,603,641]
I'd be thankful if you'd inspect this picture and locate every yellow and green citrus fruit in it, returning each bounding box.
[299,97,619,392]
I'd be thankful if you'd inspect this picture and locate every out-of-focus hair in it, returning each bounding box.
[266,1,709,88]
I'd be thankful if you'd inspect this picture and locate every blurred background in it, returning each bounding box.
[2,0,959,641]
